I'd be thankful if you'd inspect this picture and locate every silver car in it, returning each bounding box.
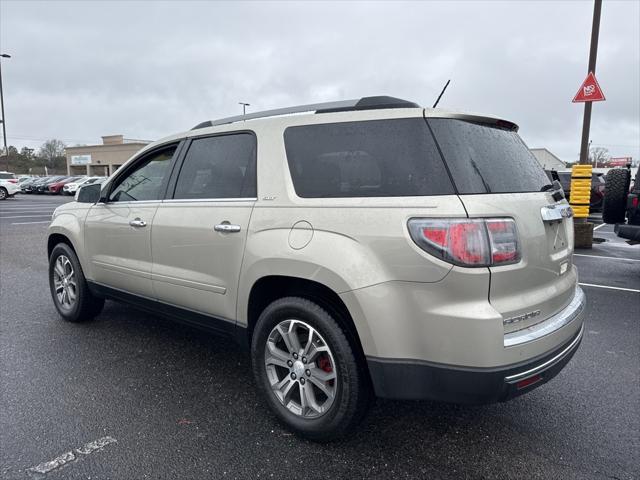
[47,96,585,440]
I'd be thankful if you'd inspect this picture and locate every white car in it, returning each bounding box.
[63,176,105,195]
[0,179,20,200]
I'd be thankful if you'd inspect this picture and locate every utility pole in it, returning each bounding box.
[0,53,11,170]
[239,102,250,116]
[579,0,602,164]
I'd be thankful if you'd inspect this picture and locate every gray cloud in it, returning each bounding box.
[1,0,638,162]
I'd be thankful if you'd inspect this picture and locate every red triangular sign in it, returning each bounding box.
[572,72,606,102]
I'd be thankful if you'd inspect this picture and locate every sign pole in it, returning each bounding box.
[579,0,603,165]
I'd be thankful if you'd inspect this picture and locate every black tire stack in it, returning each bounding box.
[602,169,631,224]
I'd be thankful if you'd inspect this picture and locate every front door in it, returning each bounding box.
[84,144,179,298]
[151,132,257,322]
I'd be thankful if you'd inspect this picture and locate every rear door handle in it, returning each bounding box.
[129,218,147,228]
[214,222,241,233]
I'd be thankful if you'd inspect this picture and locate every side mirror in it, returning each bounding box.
[76,183,102,203]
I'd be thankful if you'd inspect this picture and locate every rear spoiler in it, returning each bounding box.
[424,109,519,132]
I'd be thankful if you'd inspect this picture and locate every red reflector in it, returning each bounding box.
[516,374,542,390]
[633,197,639,208]
[422,227,447,246]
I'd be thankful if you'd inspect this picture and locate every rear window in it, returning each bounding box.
[0,173,16,179]
[284,118,455,198]
[428,119,549,194]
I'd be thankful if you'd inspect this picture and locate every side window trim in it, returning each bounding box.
[102,141,184,203]
[167,130,258,201]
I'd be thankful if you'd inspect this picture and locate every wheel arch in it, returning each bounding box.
[245,275,371,380]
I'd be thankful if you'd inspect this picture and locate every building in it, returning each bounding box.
[530,148,566,171]
[65,135,150,176]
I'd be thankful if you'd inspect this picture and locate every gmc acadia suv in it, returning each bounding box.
[47,96,586,440]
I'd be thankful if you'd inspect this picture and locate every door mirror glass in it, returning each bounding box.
[76,183,102,203]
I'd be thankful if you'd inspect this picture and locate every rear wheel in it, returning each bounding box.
[251,297,371,441]
[49,243,105,322]
[603,169,630,224]
[0,187,7,200]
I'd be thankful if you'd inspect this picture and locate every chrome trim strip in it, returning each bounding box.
[504,325,584,383]
[151,273,226,295]
[504,286,585,347]
[541,204,573,222]
[161,198,257,204]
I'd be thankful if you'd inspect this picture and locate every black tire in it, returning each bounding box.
[0,187,7,200]
[251,297,371,441]
[602,169,630,224]
[49,243,105,322]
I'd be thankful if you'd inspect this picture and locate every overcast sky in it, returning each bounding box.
[1,0,639,162]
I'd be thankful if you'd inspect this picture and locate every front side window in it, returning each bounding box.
[108,146,176,202]
[284,119,455,198]
[173,133,256,199]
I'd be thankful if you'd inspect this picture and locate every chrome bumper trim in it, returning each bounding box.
[505,324,584,383]
[504,286,585,347]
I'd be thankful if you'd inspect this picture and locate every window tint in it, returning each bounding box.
[173,133,256,199]
[109,146,176,202]
[284,119,455,198]
[0,173,16,179]
[428,119,549,194]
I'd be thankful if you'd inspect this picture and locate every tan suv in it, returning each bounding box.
[47,96,585,441]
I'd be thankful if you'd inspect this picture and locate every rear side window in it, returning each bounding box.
[428,119,549,194]
[0,173,15,179]
[284,118,455,198]
[173,133,256,199]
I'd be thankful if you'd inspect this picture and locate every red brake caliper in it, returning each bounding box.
[317,355,332,373]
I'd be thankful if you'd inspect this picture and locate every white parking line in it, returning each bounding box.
[593,223,607,231]
[28,436,117,475]
[11,220,51,225]
[574,253,640,262]
[0,214,52,218]
[579,282,640,293]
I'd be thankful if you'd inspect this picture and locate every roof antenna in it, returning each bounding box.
[432,79,450,108]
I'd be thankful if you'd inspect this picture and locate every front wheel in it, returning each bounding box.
[49,243,105,322]
[251,297,371,441]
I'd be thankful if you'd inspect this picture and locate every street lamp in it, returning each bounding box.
[0,53,11,170]
[239,102,250,116]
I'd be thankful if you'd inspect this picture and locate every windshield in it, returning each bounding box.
[428,119,549,194]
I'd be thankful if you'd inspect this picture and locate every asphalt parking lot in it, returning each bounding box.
[1,194,638,480]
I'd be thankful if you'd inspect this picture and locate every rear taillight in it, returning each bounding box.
[7,179,18,183]
[408,218,520,267]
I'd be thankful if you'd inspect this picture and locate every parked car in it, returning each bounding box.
[36,176,67,194]
[602,167,640,242]
[47,96,585,441]
[48,176,83,194]
[63,176,105,196]
[21,177,48,193]
[546,170,605,212]
[0,178,20,199]
[0,171,17,182]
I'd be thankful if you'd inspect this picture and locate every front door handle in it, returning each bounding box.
[214,222,241,233]
[129,218,147,228]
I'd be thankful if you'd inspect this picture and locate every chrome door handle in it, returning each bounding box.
[214,222,241,233]
[129,218,147,228]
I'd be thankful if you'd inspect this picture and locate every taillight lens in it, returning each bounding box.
[408,218,520,267]
[7,179,18,183]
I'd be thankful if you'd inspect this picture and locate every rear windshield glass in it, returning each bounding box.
[428,119,549,194]
[284,118,455,198]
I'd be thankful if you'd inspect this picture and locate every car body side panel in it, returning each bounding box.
[48,204,92,268]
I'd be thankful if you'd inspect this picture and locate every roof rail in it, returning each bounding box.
[191,96,420,130]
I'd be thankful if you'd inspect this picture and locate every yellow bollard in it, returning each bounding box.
[569,164,592,218]
[569,164,593,248]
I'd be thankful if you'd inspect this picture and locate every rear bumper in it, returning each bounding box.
[367,324,583,403]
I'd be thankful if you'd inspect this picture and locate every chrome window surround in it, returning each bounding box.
[504,286,585,347]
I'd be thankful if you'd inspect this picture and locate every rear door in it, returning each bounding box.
[150,132,257,322]
[428,118,576,333]
[84,144,179,298]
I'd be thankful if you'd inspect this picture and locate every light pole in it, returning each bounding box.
[0,53,10,170]
[239,102,250,116]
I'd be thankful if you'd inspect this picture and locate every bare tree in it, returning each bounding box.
[589,147,609,167]
[38,139,66,167]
